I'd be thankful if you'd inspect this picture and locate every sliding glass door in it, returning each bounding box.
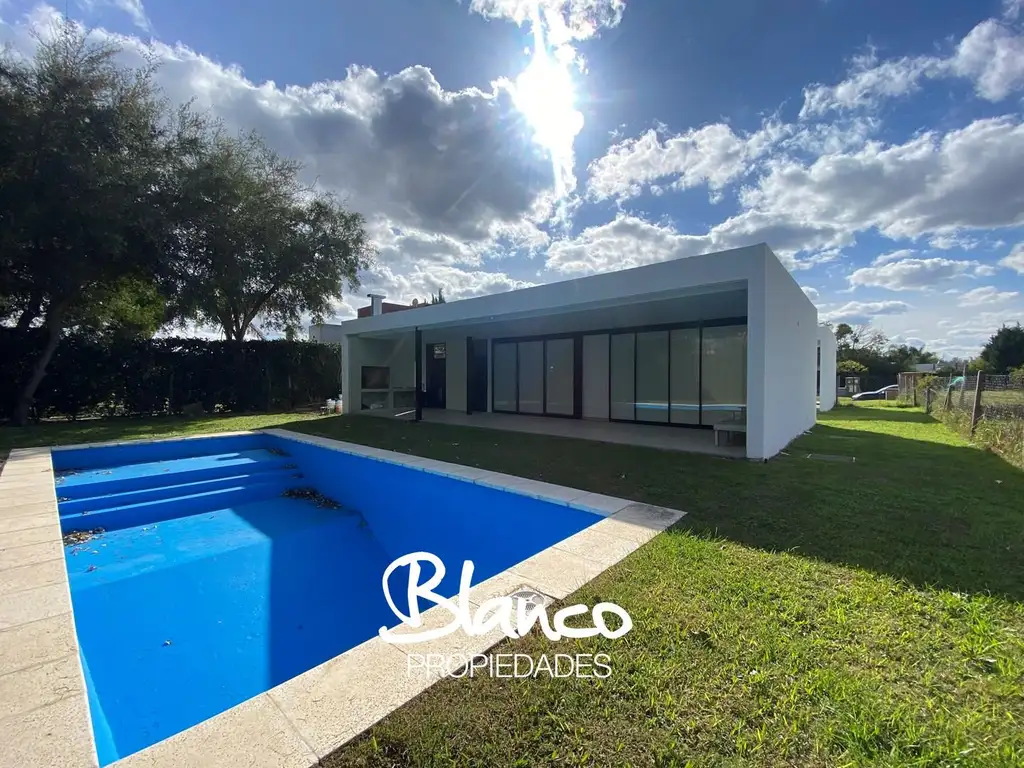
[700,325,747,424]
[517,341,544,414]
[635,330,669,423]
[492,337,579,416]
[669,328,700,424]
[545,338,575,415]
[493,321,746,425]
[609,322,746,427]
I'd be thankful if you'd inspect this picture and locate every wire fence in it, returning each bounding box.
[913,373,1024,468]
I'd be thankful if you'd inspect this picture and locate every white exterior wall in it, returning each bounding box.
[322,244,816,457]
[817,325,838,412]
[747,245,818,459]
[582,334,609,419]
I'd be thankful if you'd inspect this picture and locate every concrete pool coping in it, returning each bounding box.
[0,427,686,767]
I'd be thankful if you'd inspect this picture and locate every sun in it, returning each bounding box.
[513,47,584,155]
[510,11,585,198]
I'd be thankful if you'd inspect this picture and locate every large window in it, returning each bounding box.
[493,342,517,412]
[669,328,700,424]
[492,322,745,426]
[635,331,669,423]
[545,338,574,415]
[517,341,544,414]
[494,337,577,416]
[609,333,635,420]
[701,325,747,424]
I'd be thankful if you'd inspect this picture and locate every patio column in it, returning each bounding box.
[466,336,473,415]
[414,328,422,422]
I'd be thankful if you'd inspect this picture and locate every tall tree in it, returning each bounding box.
[0,22,196,424]
[169,131,374,341]
[980,323,1024,374]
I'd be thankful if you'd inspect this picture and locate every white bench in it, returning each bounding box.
[713,417,747,447]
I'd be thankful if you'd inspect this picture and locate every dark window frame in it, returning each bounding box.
[489,317,747,428]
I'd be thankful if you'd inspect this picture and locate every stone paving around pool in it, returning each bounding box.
[0,428,686,768]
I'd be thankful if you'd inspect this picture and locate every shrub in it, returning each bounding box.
[1,330,341,420]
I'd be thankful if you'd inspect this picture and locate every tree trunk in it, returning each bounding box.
[11,304,65,426]
[14,291,43,332]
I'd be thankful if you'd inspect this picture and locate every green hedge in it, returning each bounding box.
[1,330,341,420]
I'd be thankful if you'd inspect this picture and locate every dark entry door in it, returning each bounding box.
[425,343,446,408]
[467,339,488,412]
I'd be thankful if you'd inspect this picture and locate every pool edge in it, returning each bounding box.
[0,446,98,768]
[0,430,686,767]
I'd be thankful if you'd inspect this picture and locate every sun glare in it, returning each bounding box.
[511,5,585,199]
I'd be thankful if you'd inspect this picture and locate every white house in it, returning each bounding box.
[311,243,829,460]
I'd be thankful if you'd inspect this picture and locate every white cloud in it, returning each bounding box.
[872,249,915,265]
[739,117,1024,247]
[1,10,557,245]
[77,0,151,31]
[545,214,710,274]
[1000,243,1024,273]
[801,286,821,302]
[800,51,943,118]
[586,121,788,202]
[542,209,850,276]
[824,300,912,325]
[0,6,566,313]
[958,286,1019,306]
[111,0,149,31]
[929,232,980,250]
[800,18,1024,117]
[467,0,624,44]
[1006,0,1024,20]
[951,19,1024,101]
[848,257,991,291]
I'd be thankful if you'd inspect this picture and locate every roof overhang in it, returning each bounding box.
[335,243,770,338]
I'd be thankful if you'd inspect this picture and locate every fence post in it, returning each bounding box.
[924,387,932,414]
[970,371,985,436]
[912,379,918,407]
[943,384,952,412]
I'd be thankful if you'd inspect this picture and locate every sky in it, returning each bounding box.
[2,0,1023,357]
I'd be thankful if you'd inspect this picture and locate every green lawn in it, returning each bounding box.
[0,412,324,462]
[2,404,1022,765]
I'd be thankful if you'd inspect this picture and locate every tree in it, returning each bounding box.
[979,323,1024,374]
[0,23,196,424]
[430,288,446,305]
[168,130,374,341]
[834,323,855,351]
[837,360,868,375]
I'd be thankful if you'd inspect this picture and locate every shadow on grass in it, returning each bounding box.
[278,413,1024,603]
[827,404,935,423]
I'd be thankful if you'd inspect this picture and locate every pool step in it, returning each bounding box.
[59,477,297,534]
[58,470,303,517]
[56,451,296,500]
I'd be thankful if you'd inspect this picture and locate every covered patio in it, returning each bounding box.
[383,408,746,458]
[314,244,821,460]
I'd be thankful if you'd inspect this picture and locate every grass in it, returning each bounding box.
[0,412,323,462]
[2,403,1023,765]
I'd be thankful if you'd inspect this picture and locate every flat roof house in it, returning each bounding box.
[311,243,828,460]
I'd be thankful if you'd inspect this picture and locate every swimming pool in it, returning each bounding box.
[52,431,605,765]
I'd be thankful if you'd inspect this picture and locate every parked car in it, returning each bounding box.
[852,384,899,401]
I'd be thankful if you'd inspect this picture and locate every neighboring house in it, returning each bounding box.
[310,243,832,460]
[356,295,414,318]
